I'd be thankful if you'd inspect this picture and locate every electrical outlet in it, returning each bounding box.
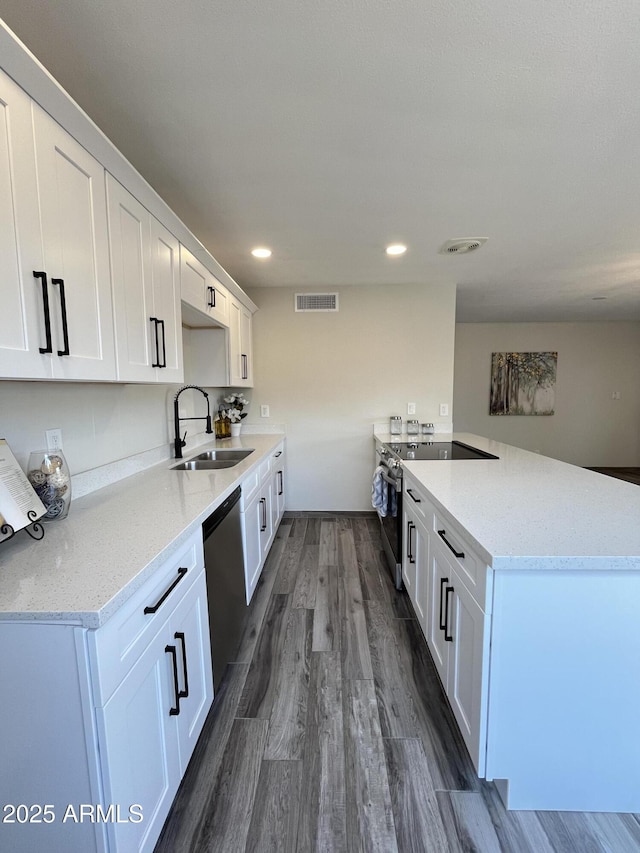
[612,391,621,400]
[46,428,63,452]
[439,403,449,417]
[407,402,416,415]
[260,404,270,418]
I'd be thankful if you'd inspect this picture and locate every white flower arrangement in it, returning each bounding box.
[219,392,249,422]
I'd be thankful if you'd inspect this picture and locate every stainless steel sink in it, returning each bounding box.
[171,448,254,471]
[194,449,253,461]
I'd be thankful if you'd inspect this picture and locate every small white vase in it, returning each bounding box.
[230,422,242,437]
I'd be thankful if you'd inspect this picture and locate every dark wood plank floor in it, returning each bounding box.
[585,467,640,486]
[155,514,640,853]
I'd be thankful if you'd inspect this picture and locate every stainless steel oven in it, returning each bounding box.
[375,440,499,591]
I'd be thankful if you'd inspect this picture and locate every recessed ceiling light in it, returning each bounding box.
[386,244,407,256]
[251,247,272,259]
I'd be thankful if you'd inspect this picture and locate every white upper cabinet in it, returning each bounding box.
[107,175,183,383]
[180,245,229,328]
[0,71,115,381]
[0,69,46,378]
[228,296,253,387]
[32,104,116,381]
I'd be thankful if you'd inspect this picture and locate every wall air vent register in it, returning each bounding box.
[295,293,339,312]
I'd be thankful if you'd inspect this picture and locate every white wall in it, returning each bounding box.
[244,283,457,511]
[453,322,640,466]
[0,378,226,484]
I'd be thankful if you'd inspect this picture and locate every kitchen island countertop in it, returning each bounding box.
[376,432,640,571]
[0,433,284,628]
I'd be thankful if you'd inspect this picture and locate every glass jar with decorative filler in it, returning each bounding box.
[407,419,419,436]
[27,450,72,521]
[390,416,402,435]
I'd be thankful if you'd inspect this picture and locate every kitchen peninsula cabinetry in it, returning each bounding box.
[107,175,183,383]
[402,470,489,773]
[0,529,213,853]
[0,69,115,381]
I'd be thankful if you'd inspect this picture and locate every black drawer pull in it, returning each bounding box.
[33,271,53,354]
[150,317,161,367]
[208,285,216,308]
[175,631,189,700]
[407,520,415,564]
[277,470,284,496]
[51,278,70,356]
[159,318,166,367]
[407,488,421,504]
[439,577,448,631]
[241,353,248,380]
[444,585,454,642]
[144,566,187,614]
[437,529,464,559]
[260,497,267,532]
[274,451,282,458]
[165,644,181,716]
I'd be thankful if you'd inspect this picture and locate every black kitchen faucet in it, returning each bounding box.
[173,385,213,458]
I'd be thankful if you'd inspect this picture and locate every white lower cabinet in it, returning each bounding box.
[240,442,286,604]
[403,470,490,775]
[0,528,213,853]
[97,569,212,853]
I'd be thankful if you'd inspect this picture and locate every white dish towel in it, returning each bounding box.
[371,466,388,517]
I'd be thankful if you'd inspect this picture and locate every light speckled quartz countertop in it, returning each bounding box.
[0,434,284,628]
[376,432,640,571]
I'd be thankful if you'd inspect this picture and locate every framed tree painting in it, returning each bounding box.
[490,352,557,415]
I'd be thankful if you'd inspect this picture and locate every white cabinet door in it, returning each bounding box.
[33,104,116,381]
[242,491,263,604]
[107,174,154,381]
[108,176,183,383]
[412,519,428,631]
[259,478,274,563]
[0,69,50,379]
[98,625,181,853]
[402,510,418,604]
[426,545,451,688]
[180,245,229,327]
[169,572,214,770]
[150,217,183,383]
[447,573,488,774]
[228,296,253,386]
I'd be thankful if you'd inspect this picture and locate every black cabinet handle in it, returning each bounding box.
[165,644,181,716]
[241,353,248,380]
[277,470,284,496]
[407,520,415,564]
[444,585,454,642]
[274,451,282,458]
[159,318,166,367]
[259,497,267,532]
[437,529,465,559]
[51,278,70,356]
[144,567,187,614]
[175,631,189,700]
[439,577,449,631]
[150,317,161,367]
[407,488,421,504]
[33,271,53,354]
[207,285,216,308]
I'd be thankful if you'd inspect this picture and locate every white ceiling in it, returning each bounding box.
[2,0,640,322]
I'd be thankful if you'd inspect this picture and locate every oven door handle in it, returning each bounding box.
[380,467,402,491]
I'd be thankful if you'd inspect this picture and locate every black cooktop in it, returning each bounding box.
[384,440,499,461]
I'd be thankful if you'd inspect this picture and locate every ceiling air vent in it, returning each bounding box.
[295,293,339,312]
[439,238,488,255]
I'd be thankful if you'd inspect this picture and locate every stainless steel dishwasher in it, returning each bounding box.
[202,485,246,693]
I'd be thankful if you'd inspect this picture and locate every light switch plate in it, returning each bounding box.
[407,402,416,415]
[439,403,449,417]
[260,404,270,418]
